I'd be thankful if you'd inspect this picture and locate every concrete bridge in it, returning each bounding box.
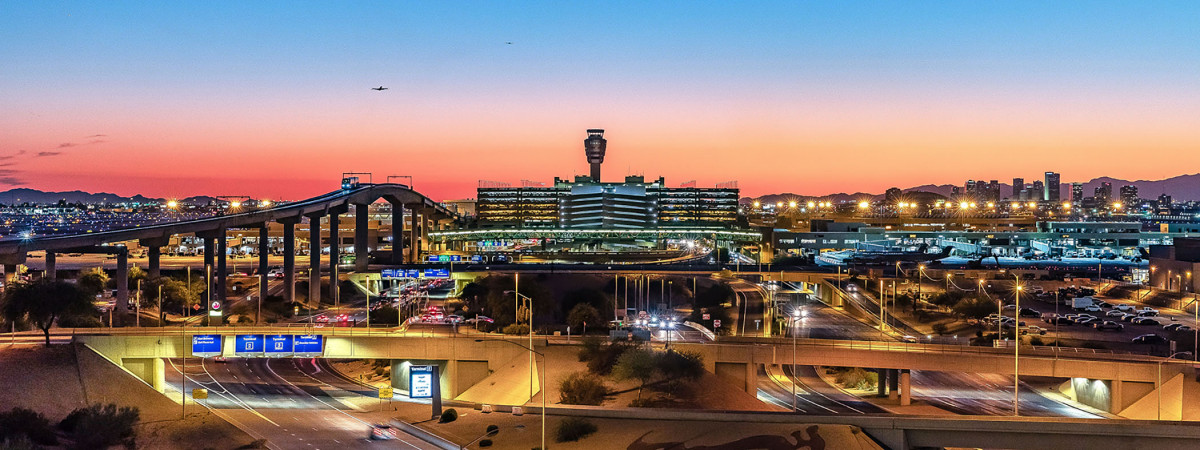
[72,328,1199,418]
[0,183,459,323]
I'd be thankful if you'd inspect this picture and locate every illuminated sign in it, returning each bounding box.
[423,269,450,278]
[410,365,435,398]
[191,334,222,357]
[235,335,264,356]
[293,335,323,356]
[265,335,294,357]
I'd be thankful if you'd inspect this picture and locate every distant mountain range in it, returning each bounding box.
[745,173,1200,204]
[0,188,218,205]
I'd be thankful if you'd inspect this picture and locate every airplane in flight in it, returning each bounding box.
[371,86,388,91]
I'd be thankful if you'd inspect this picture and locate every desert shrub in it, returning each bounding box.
[438,408,458,423]
[555,418,597,442]
[501,324,530,335]
[585,341,636,375]
[59,404,139,450]
[833,367,878,390]
[0,407,57,446]
[559,372,607,405]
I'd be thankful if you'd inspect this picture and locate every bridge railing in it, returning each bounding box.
[714,335,1163,363]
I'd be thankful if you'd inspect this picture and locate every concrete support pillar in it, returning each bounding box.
[147,246,161,279]
[409,205,419,263]
[115,249,129,324]
[282,221,296,304]
[888,369,899,400]
[215,229,227,302]
[308,216,321,306]
[44,252,56,281]
[258,225,269,325]
[203,237,215,281]
[354,203,369,272]
[389,201,404,264]
[899,369,912,406]
[877,369,888,397]
[328,212,340,305]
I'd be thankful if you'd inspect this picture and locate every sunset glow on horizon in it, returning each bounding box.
[4,1,1200,201]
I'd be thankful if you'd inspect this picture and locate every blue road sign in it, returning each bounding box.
[293,335,323,356]
[423,268,449,278]
[265,335,294,356]
[381,269,402,278]
[235,335,264,356]
[405,269,420,278]
[191,334,222,357]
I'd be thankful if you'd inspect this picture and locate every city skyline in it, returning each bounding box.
[4,2,1200,201]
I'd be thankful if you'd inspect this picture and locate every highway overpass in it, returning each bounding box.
[0,183,459,324]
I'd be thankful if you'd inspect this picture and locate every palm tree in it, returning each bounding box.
[2,280,96,346]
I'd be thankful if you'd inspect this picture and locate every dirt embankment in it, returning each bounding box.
[0,344,258,450]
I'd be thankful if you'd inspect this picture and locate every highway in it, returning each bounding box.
[164,357,435,450]
[909,370,1099,418]
[756,364,887,414]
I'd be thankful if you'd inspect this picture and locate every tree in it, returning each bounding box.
[144,276,200,318]
[564,288,612,322]
[566,303,602,334]
[611,347,657,401]
[77,267,109,297]
[1,280,97,346]
[695,283,734,308]
[125,266,148,290]
[952,297,996,321]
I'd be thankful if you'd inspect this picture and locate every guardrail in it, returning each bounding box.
[683,321,716,341]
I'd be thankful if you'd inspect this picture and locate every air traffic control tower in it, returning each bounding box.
[583,129,607,181]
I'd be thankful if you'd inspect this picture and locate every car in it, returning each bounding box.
[369,424,397,440]
[1132,334,1167,344]
[1003,304,1018,310]
[1019,308,1041,318]
[1106,310,1127,317]
[845,283,858,292]
[1076,317,1098,325]
[1046,316,1073,325]
[1096,301,1113,308]
[1138,307,1159,315]
[267,267,285,278]
[1114,304,1134,312]
[1093,320,1124,331]
[213,356,229,363]
[1021,326,1047,335]
[1164,323,1193,332]
[900,335,919,343]
[465,315,494,324]
[1119,313,1139,322]
[446,315,464,323]
[1132,317,1160,326]
[1081,305,1102,313]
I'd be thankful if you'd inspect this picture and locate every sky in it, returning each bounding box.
[3,1,1200,202]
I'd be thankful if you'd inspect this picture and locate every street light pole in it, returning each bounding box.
[1013,273,1021,416]
[476,339,545,450]
[1158,351,1192,420]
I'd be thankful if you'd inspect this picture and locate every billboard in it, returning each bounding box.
[235,335,264,356]
[191,334,222,357]
[293,335,323,357]
[265,335,294,357]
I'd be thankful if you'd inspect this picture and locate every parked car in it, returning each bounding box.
[1021,326,1048,335]
[1076,317,1099,325]
[1093,321,1124,331]
[1114,304,1134,312]
[1132,317,1160,326]
[1132,334,1167,344]
[1164,323,1193,332]
[1106,310,1127,318]
[1019,308,1041,318]
[1080,305,1102,313]
[1118,313,1139,322]
[1096,301,1113,309]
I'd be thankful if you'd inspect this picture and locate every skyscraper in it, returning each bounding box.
[1012,178,1023,197]
[1095,182,1113,204]
[1071,183,1084,203]
[1120,185,1139,207]
[1044,172,1060,202]
[1032,180,1044,202]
